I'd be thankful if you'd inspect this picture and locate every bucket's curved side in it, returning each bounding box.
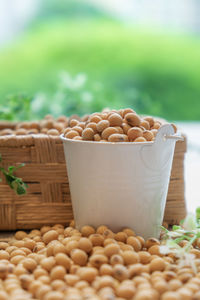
[139,124,177,237]
[62,125,177,239]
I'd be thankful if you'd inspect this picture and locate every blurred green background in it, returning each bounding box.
[0,0,200,121]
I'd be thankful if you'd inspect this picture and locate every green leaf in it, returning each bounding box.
[172,225,181,231]
[5,174,15,185]
[10,180,18,190]
[0,154,27,195]
[183,235,198,252]
[8,166,17,174]
[174,235,191,243]
[160,225,169,233]
[15,163,25,170]
[16,184,27,195]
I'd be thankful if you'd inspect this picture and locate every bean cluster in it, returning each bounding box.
[0,115,71,137]
[63,109,177,143]
[0,110,177,141]
[0,222,200,300]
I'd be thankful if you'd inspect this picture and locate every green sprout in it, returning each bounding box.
[160,208,200,272]
[0,154,27,195]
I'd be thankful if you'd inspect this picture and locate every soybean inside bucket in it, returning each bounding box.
[61,124,183,239]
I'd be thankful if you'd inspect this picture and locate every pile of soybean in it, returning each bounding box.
[0,115,70,137]
[0,223,200,300]
[0,109,177,142]
[63,109,177,142]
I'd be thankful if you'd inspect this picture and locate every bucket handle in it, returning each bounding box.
[164,134,184,141]
[140,124,183,171]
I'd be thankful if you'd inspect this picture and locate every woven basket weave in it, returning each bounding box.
[0,126,187,230]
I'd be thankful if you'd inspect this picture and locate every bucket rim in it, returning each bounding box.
[60,134,154,146]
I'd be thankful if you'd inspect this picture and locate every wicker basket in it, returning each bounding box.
[0,125,187,230]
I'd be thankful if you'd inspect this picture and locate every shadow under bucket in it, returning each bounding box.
[61,124,183,239]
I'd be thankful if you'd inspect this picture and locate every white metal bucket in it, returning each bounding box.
[61,124,183,239]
